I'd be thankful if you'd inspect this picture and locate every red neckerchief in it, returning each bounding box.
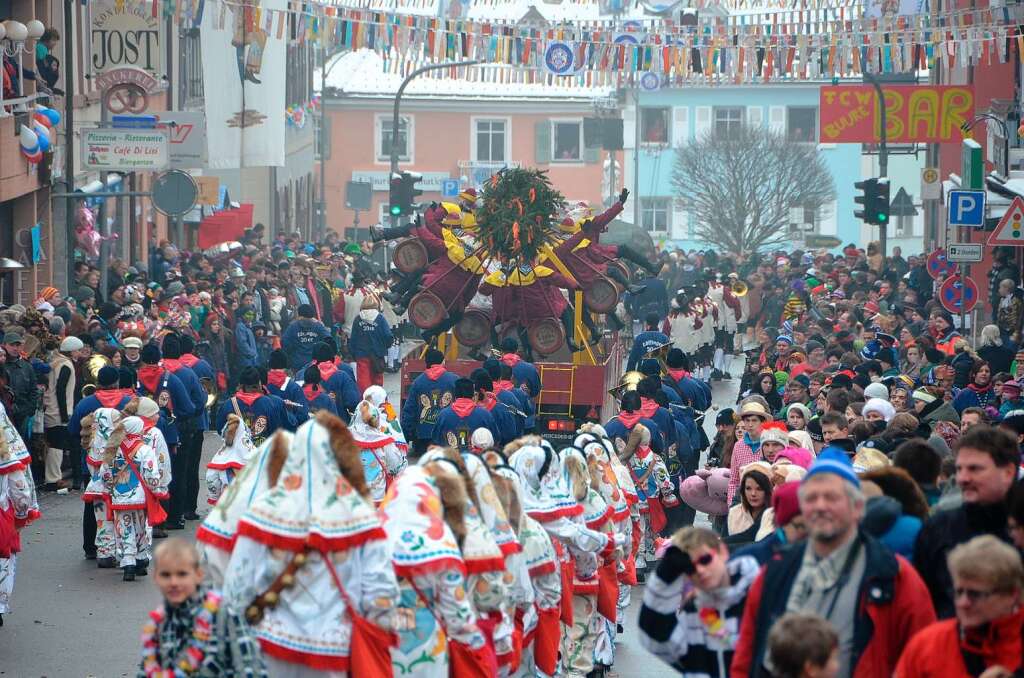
[480,392,498,412]
[501,353,522,367]
[233,391,262,407]
[137,365,164,395]
[966,383,993,394]
[639,397,659,419]
[179,353,199,368]
[493,379,514,393]
[95,389,125,407]
[267,369,288,389]
[424,365,447,380]
[162,358,183,373]
[616,411,643,429]
[452,397,477,418]
[666,368,689,382]
[303,384,321,402]
[141,416,158,430]
[318,361,338,381]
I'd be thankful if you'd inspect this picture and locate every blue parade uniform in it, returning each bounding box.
[266,371,309,430]
[500,354,541,429]
[137,367,196,447]
[215,392,288,447]
[627,330,670,372]
[400,366,458,443]
[302,385,339,418]
[603,412,664,456]
[281,318,331,371]
[432,398,499,453]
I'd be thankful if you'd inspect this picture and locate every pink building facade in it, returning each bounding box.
[319,55,620,237]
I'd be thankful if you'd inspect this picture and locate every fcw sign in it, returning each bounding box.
[151,111,207,170]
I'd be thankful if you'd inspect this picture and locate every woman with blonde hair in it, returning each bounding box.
[896,535,1024,676]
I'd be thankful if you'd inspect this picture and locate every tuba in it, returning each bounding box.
[200,376,218,411]
[608,370,645,399]
[80,354,113,397]
[731,281,748,297]
[641,340,673,374]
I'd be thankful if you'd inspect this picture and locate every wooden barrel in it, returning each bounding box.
[528,318,565,356]
[583,274,620,313]
[607,260,631,284]
[453,308,491,347]
[393,238,429,274]
[407,291,446,329]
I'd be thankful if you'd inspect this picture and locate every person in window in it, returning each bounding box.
[644,114,667,144]
[558,145,578,160]
[34,28,62,95]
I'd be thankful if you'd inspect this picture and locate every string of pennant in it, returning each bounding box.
[187,0,1024,84]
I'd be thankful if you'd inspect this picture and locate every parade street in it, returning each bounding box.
[0,363,740,678]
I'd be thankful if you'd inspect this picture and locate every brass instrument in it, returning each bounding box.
[608,370,645,399]
[80,355,112,397]
[641,340,673,373]
[731,281,748,297]
[200,376,218,410]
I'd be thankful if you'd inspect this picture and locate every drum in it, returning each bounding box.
[407,291,446,329]
[453,308,491,347]
[584,275,620,313]
[607,260,630,284]
[528,318,565,356]
[393,238,429,274]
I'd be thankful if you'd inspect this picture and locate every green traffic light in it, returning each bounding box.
[390,205,401,216]
[878,214,888,222]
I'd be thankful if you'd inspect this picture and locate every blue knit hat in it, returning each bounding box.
[803,447,860,489]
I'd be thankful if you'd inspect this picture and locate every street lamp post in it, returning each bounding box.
[960,113,1011,178]
[389,60,480,228]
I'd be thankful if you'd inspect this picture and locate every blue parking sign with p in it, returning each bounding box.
[947,190,986,228]
[441,179,460,198]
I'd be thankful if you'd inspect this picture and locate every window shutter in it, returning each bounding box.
[769,106,786,133]
[584,145,601,164]
[671,106,690,146]
[535,120,551,164]
[672,203,688,240]
[623,108,636,149]
[746,106,764,128]
[695,106,712,140]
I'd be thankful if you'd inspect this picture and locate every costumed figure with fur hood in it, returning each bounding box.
[80,405,127,566]
[508,437,613,677]
[381,459,489,677]
[206,413,258,506]
[483,449,561,678]
[222,413,399,677]
[0,401,40,621]
[349,400,406,505]
[102,416,166,581]
[362,385,407,455]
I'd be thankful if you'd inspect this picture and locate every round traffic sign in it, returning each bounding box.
[926,248,958,280]
[939,274,979,314]
[151,170,198,217]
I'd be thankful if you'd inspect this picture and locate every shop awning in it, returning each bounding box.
[197,203,254,248]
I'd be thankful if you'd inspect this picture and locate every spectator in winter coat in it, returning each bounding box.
[233,306,258,369]
[914,425,1020,619]
[199,315,232,392]
[639,527,761,676]
[280,303,331,372]
[731,448,935,678]
[896,535,1024,677]
[2,330,40,442]
[348,293,392,394]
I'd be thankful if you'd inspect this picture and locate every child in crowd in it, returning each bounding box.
[766,612,840,678]
[139,538,267,677]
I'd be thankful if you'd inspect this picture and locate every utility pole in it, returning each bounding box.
[390,60,480,228]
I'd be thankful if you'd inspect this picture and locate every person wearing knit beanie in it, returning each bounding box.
[760,422,790,462]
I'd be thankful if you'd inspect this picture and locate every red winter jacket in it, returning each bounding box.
[731,530,935,678]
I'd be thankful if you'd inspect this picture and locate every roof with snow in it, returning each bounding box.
[317,49,614,101]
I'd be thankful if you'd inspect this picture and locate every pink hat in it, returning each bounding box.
[775,446,814,469]
[771,481,801,527]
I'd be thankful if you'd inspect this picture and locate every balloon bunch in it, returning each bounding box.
[19,105,61,164]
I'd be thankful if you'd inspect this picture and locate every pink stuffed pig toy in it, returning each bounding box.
[679,467,731,516]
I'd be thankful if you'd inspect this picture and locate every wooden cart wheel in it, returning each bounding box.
[527,318,565,356]
[453,308,492,347]
[393,238,429,274]
[583,275,620,313]
[607,260,630,285]
[407,291,446,330]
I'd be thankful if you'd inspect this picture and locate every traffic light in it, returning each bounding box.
[854,177,891,226]
[388,171,423,218]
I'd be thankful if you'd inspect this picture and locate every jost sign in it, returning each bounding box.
[91,1,161,75]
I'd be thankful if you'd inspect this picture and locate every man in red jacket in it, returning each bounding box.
[731,447,935,678]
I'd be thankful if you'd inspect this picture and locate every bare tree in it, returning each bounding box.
[671,124,836,256]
